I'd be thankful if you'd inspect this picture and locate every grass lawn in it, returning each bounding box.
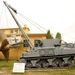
[0,59,75,75]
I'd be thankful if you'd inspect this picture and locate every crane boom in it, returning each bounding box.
[3,1,34,49]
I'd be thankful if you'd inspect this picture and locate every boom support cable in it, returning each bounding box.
[4,5,9,28]
[0,3,9,28]
[0,4,4,25]
[18,12,47,33]
[18,12,55,36]
[15,14,24,27]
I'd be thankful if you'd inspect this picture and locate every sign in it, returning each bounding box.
[12,63,25,73]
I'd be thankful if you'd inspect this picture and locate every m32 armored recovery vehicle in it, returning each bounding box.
[4,1,75,69]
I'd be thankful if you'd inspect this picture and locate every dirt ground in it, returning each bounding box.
[0,68,75,75]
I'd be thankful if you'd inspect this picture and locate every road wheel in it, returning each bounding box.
[36,62,41,68]
[52,58,64,68]
[26,62,32,69]
[42,61,48,68]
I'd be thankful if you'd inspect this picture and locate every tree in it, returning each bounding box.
[55,32,61,39]
[47,30,53,39]
[55,32,62,44]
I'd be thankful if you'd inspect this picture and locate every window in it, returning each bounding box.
[15,30,18,33]
[10,30,13,33]
[23,40,29,47]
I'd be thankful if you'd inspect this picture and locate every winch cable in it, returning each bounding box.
[18,12,47,33]
[18,12,55,37]
[14,13,26,28]
[6,9,45,33]
[0,4,4,25]
[0,4,9,28]
[4,6,9,28]
[1,2,55,36]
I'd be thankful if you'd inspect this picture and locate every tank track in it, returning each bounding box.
[19,55,75,70]
[25,63,75,70]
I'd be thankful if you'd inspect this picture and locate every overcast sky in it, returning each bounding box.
[0,0,75,43]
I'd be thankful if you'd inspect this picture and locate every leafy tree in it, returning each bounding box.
[47,30,53,39]
[55,32,62,44]
[55,32,61,39]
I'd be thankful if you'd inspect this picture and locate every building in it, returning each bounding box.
[0,25,47,60]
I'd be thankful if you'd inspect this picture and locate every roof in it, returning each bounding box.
[6,33,47,37]
[0,28,19,30]
[0,27,30,30]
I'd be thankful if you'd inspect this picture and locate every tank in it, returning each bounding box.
[3,1,75,69]
[18,38,75,69]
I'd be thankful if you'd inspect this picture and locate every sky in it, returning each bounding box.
[0,0,75,43]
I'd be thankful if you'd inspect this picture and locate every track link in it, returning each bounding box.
[25,63,75,70]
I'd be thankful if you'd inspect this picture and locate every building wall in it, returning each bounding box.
[0,25,30,34]
[0,34,46,60]
[7,34,46,60]
[0,26,47,60]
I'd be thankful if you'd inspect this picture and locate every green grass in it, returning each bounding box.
[0,60,75,75]
[28,70,75,75]
[68,65,75,70]
[0,59,17,70]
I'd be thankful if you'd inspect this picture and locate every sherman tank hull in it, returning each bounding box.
[19,39,75,69]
